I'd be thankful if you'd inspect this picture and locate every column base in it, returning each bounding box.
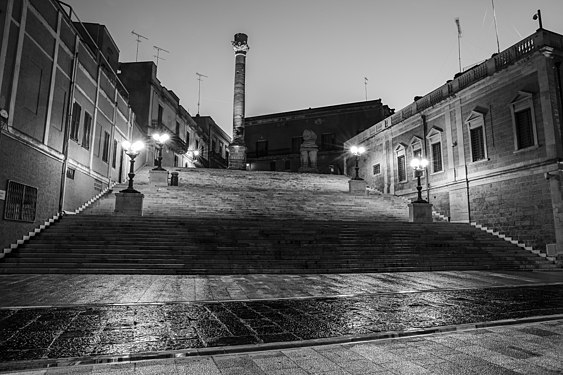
[408,202,433,223]
[149,169,168,186]
[348,179,367,195]
[114,192,144,216]
[228,144,247,170]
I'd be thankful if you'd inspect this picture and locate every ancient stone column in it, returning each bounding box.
[228,33,249,170]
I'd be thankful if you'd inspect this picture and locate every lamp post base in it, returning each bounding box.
[348,178,367,195]
[114,192,144,216]
[149,169,169,186]
[408,201,433,223]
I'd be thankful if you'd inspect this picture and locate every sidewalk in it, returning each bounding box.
[0,271,562,374]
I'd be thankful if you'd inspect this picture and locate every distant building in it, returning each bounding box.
[244,100,394,174]
[193,115,231,169]
[0,1,135,249]
[118,62,199,169]
[345,29,563,257]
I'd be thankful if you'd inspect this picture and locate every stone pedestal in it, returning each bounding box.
[114,192,144,216]
[408,202,433,223]
[228,144,247,170]
[349,179,367,195]
[149,169,168,186]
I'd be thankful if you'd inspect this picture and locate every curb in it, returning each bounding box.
[0,314,561,373]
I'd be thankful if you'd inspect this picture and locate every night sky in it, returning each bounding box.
[63,0,563,136]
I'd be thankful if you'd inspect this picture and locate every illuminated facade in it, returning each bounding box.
[346,29,563,256]
[245,100,393,174]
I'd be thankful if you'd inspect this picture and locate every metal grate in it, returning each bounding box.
[4,181,38,222]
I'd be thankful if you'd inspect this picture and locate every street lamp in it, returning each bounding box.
[121,140,144,193]
[152,132,170,171]
[410,157,429,203]
[350,145,366,180]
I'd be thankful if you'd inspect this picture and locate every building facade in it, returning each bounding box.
[345,29,563,256]
[118,62,200,169]
[245,100,394,174]
[193,115,231,169]
[0,0,136,250]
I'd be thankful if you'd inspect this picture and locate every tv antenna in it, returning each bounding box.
[153,45,170,66]
[131,30,148,62]
[196,72,208,115]
[455,18,462,72]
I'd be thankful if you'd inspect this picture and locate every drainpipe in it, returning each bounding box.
[58,47,79,214]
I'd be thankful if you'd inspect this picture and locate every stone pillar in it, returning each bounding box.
[546,166,563,256]
[298,129,319,173]
[408,202,434,223]
[228,33,249,170]
[115,192,144,216]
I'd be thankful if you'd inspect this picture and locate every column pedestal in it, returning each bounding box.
[114,192,144,216]
[149,170,168,186]
[228,144,247,170]
[349,179,367,195]
[408,202,433,223]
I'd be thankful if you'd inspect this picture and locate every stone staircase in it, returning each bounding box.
[0,167,558,274]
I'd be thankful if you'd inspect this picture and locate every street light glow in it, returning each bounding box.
[350,145,366,156]
[152,133,170,144]
[410,157,429,170]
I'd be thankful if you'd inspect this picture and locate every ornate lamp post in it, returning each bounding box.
[350,145,366,180]
[152,132,170,171]
[121,140,144,193]
[410,157,429,203]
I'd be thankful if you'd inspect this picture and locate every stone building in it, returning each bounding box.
[345,29,563,256]
[193,115,231,169]
[118,62,198,169]
[245,100,394,174]
[0,0,138,249]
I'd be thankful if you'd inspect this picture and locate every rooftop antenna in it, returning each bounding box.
[131,30,148,62]
[491,0,501,53]
[196,72,208,115]
[455,18,462,72]
[364,77,368,101]
[153,45,170,66]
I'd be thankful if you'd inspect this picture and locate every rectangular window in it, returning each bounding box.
[373,164,381,175]
[291,136,303,153]
[70,102,81,141]
[431,142,443,172]
[470,126,486,161]
[186,132,190,147]
[212,140,217,154]
[81,112,92,149]
[101,131,110,162]
[175,121,180,135]
[4,181,37,222]
[515,108,534,149]
[256,140,268,157]
[413,148,422,159]
[66,167,75,180]
[112,139,118,168]
[397,155,406,182]
[157,105,163,125]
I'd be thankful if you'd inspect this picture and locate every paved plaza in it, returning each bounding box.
[0,271,562,374]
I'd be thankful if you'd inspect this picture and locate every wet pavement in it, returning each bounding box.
[0,271,562,374]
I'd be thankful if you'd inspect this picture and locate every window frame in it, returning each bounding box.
[70,102,81,141]
[426,128,444,174]
[101,131,110,163]
[465,110,488,162]
[509,91,538,151]
[395,144,407,183]
[409,136,424,179]
[81,111,92,150]
[4,180,38,222]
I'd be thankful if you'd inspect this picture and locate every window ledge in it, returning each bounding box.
[513,144,540,154]
[470,157,490,164]
[430,170,445,176]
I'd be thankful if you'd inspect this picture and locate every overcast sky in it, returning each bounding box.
[64,0,563,137]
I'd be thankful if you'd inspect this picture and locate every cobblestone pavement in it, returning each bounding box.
[0,271,561,374]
